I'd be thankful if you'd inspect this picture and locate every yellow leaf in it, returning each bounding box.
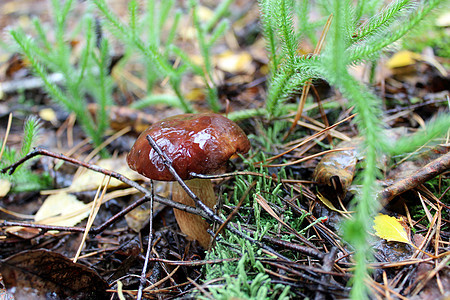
[436,12,450,27]
[185,87,205,101]
[0,179,11,197]
[373,214,411,244]
[386,50,421,69]
[316,192,351,214]
[39,108,57,124]
[215,51,253,73]
[197,6,214,22]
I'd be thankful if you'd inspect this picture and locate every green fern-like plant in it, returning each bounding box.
[0,116,51,192]
[257,0,449,297]
[9,0,113,154]
[203,139,296,298]
[92,0,234,113]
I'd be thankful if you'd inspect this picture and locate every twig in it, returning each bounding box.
[380,152,450,205]
[145,135,291,261]
[239,227,324,260]
[0,73,64,94]
[1,145,293,261]
[265,260,348,292]
[0,195,150,234]
[0,147,206,217]
[314,247,338,300]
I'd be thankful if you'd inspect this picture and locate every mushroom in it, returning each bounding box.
[127,113,250,249]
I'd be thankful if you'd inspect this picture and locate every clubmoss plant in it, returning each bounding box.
[9,0,113,154]
[0,116,51,192]
[203,121,316,298]
[92,0,234,113]
[257,0,448,297]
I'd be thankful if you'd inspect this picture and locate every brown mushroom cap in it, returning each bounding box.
[127,113,250,181]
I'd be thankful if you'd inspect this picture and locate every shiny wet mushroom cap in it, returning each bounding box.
[126,113,250,180]
[126,113,250,249]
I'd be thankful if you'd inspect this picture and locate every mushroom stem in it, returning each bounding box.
[172,178,216,249]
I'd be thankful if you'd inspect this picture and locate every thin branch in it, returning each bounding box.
[0,195,150,234]
[145,135,292,261]
[0,147,206,217]
[380,152,450,205]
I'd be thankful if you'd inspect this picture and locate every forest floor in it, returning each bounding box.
[0,0,449,299]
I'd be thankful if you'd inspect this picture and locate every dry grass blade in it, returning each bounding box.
[284,14,333,140]
[0,113,13,161]
[73,175,111,263]
[255,194,316,248]
[264,147,354,167]
[257,113,356,165]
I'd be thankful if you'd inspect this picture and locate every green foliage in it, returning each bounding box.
[259,0,445,118]
[205,249,290,300]
[0,117,51,192]
[257,0,446,297]
[347,0,443,62]
[388,114,450,156]
[352,0,411,42]
[10,1,113,153]
[203,123,316,297]
[190,0,222,112]
[401,3,450,59]
[92,0,234,113]
[9,0,236,151]
[258,0,322,117]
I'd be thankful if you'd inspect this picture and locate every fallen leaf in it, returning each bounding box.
[125,203,151,233]
[0,179,11,197]
[386,50,421,69]
[38,108,57,125]
[316,192,352,214]
[185,87,205,101]
[34,192,90,226]
[68,156,145,192]
[4,227,41,239]
[373,214,411,245]
[3,53,29,80]
[436,12,450,27]
[215,50,253,73]
[0,249,109,300]
[197,5,214,22]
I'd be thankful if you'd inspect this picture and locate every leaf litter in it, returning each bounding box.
[0,1,449,299]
